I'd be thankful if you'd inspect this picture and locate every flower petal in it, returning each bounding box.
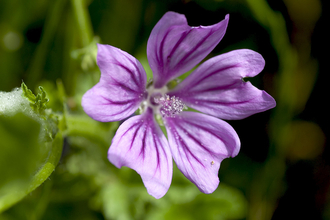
[169,49,276,120]
[164,111,240,194]
[147,12,229,88]
[108,108,173,199]
[82,44,147,122]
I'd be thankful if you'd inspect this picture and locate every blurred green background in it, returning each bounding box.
[0,0,329,219]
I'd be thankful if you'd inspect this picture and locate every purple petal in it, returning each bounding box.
[82,44,147,122]
[147,12,229,88]
[164,111,240,194]
[169,49,276,120]
[108,108,172,199]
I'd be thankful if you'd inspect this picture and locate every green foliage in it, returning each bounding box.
[0,113,42,189]
[0,112,63,213]
[0,84,65,213]
[162,184,247,220]
[95,182,247,220]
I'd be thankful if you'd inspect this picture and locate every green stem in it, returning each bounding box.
[70,0,94,47]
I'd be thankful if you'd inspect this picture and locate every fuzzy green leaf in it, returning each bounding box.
[0,113,63,213]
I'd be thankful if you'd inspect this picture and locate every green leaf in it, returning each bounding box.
[0,113,42,188]
[0,113,64,213]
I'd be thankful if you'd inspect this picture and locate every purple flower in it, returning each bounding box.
[82,12,276,199]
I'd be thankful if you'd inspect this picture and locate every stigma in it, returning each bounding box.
[154,94,186,118]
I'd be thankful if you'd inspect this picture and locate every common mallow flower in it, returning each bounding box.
[82,12,276,199]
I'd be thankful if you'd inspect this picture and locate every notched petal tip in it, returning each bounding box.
[261,90,277,109]
[169,49,274,120]
[242,49,265,77]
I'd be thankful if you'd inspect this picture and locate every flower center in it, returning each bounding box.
[154,94,186,117]
[142,84,186,118]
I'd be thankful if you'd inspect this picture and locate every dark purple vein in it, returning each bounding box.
[188,64,239,88]
[188,97,256,106]
[120,52,145,87]
[119,121,143,155]
[175,124,217,159]
[170,125,204,174]
[183,120,227,148]
[166,29,191,65]
[101,96,136,106]
[110,76,139,94]
[158,27,173,75]
[114,61,140,89]
[175,29,213,68]
[151,128,161,175]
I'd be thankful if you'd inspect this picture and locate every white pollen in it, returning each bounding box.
[154,94,186,117]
